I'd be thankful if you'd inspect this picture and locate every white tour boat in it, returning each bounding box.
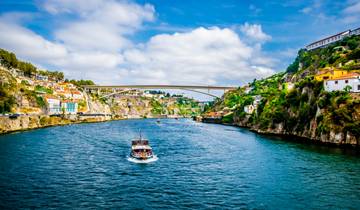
[128,133,158,163]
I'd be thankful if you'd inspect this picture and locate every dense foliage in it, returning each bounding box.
[66,79,95,87]
[207,35,360,139]
[35,85,53,94]
[286,35,360,74]
[0,48,64,80]
[0,86,16,113]
[0,49,37,77]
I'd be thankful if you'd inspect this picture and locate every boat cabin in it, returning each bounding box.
[132,140,149,145]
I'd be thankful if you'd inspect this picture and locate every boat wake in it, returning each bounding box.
[127,155,158,164]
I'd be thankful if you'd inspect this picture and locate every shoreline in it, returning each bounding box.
[199,120,360,150]
[2,114,358,151]
[0,114,186,135]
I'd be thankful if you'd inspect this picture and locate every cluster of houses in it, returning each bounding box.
[44,82,83,114]
[306,27,360,50]
[315,68,360,93]
[13,71,84,115]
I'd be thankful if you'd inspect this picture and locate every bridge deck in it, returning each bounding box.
[82,85,237,90]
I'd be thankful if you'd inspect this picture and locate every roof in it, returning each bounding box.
[71,91,82,94]
[316,68,346,75]
[307,30,350,47]
[132,145,152,150]
[62,99,79,103]
[132,139,149,145]
[326,72,360,81]
[44,94,59,100]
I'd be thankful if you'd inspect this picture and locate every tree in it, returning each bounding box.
[344,85,352,92]
[0,86,16,113]
[286,56,299,73]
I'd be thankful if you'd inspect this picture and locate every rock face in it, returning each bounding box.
[0,65,201,134]
[0,115,111,134]
[227,109,358,146]
[201,72,360,147]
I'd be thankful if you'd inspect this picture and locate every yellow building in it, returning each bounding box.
[315,68,359,81]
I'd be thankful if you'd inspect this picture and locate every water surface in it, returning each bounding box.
[0,119,359,209]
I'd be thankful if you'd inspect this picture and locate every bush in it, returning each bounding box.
[0,87,16,113]
[36,96,46,108]
[348,48,360,60]
[35,85,53,94]
[344,122,360,136]
[222,113,234,123]
[286,56,299,72]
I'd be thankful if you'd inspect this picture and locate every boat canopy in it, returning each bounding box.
[132,140,149,145]
[132,145,152,150]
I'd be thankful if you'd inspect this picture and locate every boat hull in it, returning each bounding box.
[127,155,158,164]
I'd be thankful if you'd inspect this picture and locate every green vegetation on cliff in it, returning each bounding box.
[205,35,360,144]
[287,35,360,74]
[0,48,64,81]
[0,86,16,113]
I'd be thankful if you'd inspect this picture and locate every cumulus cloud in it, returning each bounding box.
[0,15,67,63]
[0,0,276,89]
[342,1,360,23]
[239,23,271,42]
[50,0,154,52]
[121,27,275,85]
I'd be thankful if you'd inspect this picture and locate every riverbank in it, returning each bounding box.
[0,114,111,134]
[0,114,188,135]
[198,117,359,148]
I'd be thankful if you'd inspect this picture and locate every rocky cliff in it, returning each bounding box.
[203,35,360,147]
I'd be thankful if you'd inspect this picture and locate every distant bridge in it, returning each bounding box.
[82,85,237,98]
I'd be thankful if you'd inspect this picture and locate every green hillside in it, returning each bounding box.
[204,35,360,145]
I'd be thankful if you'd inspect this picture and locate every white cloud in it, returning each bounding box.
[0,0,155,81]
[300,7,312,14]
[239,23,271,42]
[50,0,155,51]
[42,0,104,15]
[121,27,275,85]
[343,1,360,14]
[0,16,67,63]
[0,1,276,90]
[55,22,131,51]
[341,1,360,24]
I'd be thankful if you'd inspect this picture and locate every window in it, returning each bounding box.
[345,80,348,83]
[358,85,360,90]
[335,81,338,84]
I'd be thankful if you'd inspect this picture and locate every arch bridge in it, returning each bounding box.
[82,85,237,99]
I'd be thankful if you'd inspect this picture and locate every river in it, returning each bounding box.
[0,119,359,209]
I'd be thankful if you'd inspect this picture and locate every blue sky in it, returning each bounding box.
[0,0,359,88]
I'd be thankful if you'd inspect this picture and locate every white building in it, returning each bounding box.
[45,97,61,114]
[244,95,262,114]
[71,91,83,100]
[243,85,252,94]
[61,100,78,114]
[350,27,360,36]
[306,27,360,51]
[324,73,360,93]
[36,74,48,81]
[244,105,255,114]
[253,95,262,106]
